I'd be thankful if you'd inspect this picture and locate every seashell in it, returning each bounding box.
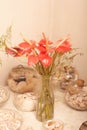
[13,92,38,112]
[0,86,10,106]
[65,91,87,110]
[43,119,64,130]
[79,121,87,130]
[76,79,84,88]
[0,109,23,130]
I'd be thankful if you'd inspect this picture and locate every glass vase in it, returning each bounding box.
[36,75,54,122]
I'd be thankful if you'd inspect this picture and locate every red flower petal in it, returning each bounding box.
[37,45,47,53]
[19,42,31,48]
[38,39,52,46]
[5,47,18,57]
[13,47,28,56]
[56,39,72,53]
[39,54,52,67]
[18,41,36,52]
[28,55,39,65]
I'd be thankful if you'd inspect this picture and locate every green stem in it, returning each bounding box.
[49,52,57,74]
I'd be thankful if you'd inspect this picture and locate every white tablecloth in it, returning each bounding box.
[1,88,87,130]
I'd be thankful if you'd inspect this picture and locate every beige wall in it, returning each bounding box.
[0,0,87,85]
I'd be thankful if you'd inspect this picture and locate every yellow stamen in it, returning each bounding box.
[56,35,70,48]
[20,33,32,45]
[42,32,48,50]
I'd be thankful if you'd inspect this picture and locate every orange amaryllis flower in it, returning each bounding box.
[5,47,23,57]
[28,55,39,66]
[37,44,47,54]
[38,39,52,46]
[18,41,36,53]
[6,46,31,57]
[38,40,53,55]
[39,53,52,67]
[55,39,72,53]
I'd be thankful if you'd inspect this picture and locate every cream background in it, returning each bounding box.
[0,0,87,85]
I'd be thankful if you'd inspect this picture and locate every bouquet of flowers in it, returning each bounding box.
[5,32,80,121]
[5,33,78,77]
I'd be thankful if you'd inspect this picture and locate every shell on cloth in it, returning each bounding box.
[0,109,23,130]
[13,92,38,112]
[43,119,64,130]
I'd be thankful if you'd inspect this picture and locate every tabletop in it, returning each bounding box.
[1,87,87,130]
